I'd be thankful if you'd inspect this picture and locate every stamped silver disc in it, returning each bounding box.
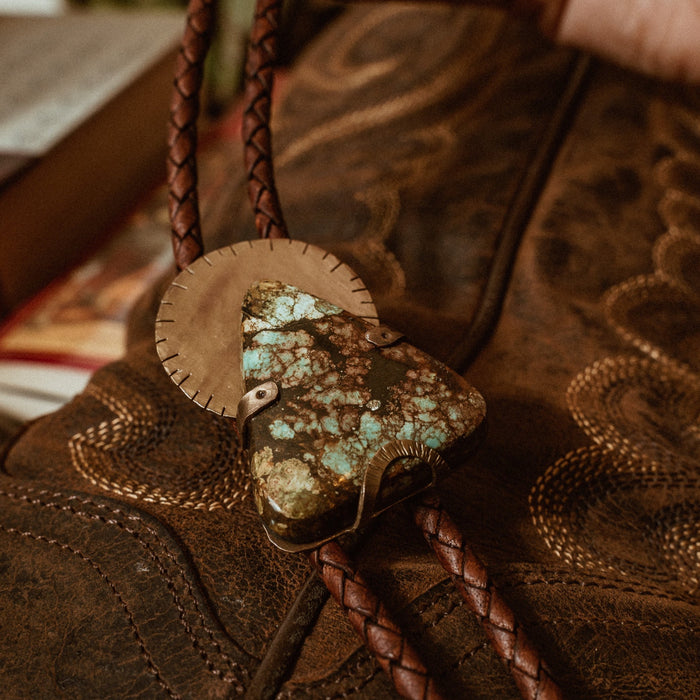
[155,239,378,417]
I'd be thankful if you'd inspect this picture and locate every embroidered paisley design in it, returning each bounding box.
[69,366,249,510]
[530,108,700,597]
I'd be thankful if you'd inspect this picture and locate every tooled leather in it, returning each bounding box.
[309,541,444,700]
[413,492,562,700]
[243,0,289,239]
[456,62,700,696]
[167,0,214,270]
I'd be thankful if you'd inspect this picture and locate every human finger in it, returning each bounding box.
[553,0,700,83]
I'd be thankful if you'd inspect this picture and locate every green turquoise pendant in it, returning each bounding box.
[238,280,486,551]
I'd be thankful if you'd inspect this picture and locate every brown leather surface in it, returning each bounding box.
[2,3,699,698]
[223,3,582,366]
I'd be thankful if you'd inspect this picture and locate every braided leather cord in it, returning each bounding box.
[413,492,562,700]
[242,0,289,239]
[167,0,215,270]
[308,541,445,700]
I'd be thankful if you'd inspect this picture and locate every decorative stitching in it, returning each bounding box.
[0,522,180,699]
[275,9,492,170]
[69,375,249,512]
[0,483,251,688]
[530,109,700,598]
[541,617,696,633]
[502,572,694,603]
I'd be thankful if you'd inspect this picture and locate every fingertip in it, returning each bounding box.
[555,0,700,83]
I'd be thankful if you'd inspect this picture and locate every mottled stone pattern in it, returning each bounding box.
[241,281,486,546]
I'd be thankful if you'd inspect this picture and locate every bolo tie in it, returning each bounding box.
[157,1,562,697]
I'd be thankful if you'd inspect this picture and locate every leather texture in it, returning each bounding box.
[1,3,699,698]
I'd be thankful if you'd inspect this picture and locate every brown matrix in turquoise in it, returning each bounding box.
[241,280,485,546]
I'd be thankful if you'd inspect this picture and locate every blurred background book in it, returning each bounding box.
[0,174,175,421]
[0,8,184,314]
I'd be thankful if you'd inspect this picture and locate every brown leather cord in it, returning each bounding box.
[242,0,290,239]
[308,541,445,700]
[167,0,214,270]
[412,492,562,700]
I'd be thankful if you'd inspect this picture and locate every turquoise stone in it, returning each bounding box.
[240,280,485,548]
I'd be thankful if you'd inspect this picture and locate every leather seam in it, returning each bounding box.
[411,586,465,627]
[278,652,380,699]
[0,483,251,686]
[448,52,592,371]
[540,616,696,633]
[452,641,490,670]
[0,521,180,699]
[500,574,697,603]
